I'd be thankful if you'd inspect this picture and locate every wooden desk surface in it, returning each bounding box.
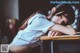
[40,35,80,40]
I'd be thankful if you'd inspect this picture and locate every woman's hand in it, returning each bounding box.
[48,31,61,36]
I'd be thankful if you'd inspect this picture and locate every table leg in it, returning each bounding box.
[40,40,43,53]
[51,41,54,53]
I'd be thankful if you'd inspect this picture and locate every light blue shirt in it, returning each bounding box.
[11,13,54,47]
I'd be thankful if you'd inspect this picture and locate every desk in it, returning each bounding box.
[40,35,80,40]
[40,35,80,53]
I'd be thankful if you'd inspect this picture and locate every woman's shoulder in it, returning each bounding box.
[28,13,46,24]
[35,13,45,17]
[35,13,47,19]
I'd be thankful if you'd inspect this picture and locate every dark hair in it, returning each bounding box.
[52,4,75,25]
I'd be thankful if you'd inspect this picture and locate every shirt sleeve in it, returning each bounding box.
[31,14,55,33]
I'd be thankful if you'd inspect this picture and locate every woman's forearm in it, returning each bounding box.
[49,24,76,35]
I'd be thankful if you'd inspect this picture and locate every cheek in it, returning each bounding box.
[58,19,63,24]
[51,17,59,22]
[51,16,62,24]
[52,18,57,21]
[51,18,55,22]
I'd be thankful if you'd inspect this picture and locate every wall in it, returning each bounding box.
[4,0,19,20]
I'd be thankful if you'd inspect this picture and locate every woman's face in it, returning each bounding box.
[51,15,68,24]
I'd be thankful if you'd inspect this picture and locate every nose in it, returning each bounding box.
[58,19,63,24]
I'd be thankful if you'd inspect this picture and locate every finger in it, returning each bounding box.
[62,15,68,23]
[48,31,53,36]
[64,14,68,16]
[54,32,59,36]
[51,32,56,36]
[51,7,56,13]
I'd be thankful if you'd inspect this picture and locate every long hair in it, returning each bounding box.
[51,4,75,25]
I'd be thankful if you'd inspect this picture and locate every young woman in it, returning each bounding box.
[48,4,75,36]
[9,4,76,53]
